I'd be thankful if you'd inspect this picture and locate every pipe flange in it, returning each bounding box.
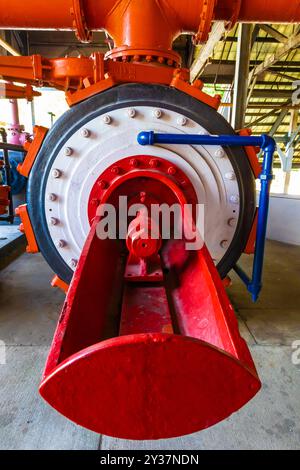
[105,47,181,68]
[226,0,242,31]
[194,0,217,44]
[70,0,92,43]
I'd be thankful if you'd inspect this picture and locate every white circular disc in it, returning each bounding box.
[44,106,240,270]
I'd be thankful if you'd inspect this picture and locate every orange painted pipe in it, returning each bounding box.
[0,0,299,60]
[0,0,299,31]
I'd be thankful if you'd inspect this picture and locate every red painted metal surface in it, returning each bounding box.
[87,155,198,223]
[0,184,9,215]
[40,184,261,438]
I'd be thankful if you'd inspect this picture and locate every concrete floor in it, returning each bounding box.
[0,221,25,270]
[0,240,299,450]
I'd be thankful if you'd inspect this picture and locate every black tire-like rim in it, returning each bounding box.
[27,83,256,283]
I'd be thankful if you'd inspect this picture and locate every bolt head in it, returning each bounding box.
[130,158,139,168]
[149,158,159,168]
[64,147,73,156]
[70,259,78,269]
[56,239,66,248]
[98,180,108,190]
[220,239,228,249]
[52,169,61,179]
[228,218,236,227]
[111,166,120,175]
[102,115,112,125]
[168,166,177,175]
[81,128,90,138]
[127,108,136,118]
[230,195,240,204]
[91,198,99,206]
[48,193,57,201]
[153,109,162,119]
[177,116,187,126]
[50,217,58,226]
[225,171,236,181]
[215,148,225,158]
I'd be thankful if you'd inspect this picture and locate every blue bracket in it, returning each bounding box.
[137,131,276,302]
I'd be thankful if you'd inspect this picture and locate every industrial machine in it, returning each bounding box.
[0,0,298,439]
[0,84,39,221]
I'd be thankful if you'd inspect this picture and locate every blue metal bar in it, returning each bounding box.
[248,139,275,301]
[138,131,265,148]
[233,264,251,288]
[137,131,276,302]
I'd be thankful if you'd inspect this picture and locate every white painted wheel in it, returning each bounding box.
[27,83,255,282]
[44,106,240,270]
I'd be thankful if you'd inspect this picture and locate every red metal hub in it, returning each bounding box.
[88,155,198,224]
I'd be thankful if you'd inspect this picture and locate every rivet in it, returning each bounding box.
[52,168,61,179]
[102,115,112,124]
[50,217,58,226]
[230,195,239,204]
[47,193,57,201]
[127,108,136,118]
[215,148,225,158]
[220,240,228,249]
[56,239,66,248]
[177,116,187,126]
[70,259,78,269]
[225,171,236,180]
[228,218,236,227]
[81,128,90,138]
[153,109,162,119]
[130,158,139,168]
[64,147,73,156]
[149,158,159,168]
[168,166,177,175]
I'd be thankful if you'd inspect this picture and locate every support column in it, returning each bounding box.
[231,24,252,130]
[284,109,298,194]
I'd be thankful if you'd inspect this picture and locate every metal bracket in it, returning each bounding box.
[17,126,48,177]
[15,204,39,253]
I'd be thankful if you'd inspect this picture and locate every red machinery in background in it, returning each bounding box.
[0,0,299,439]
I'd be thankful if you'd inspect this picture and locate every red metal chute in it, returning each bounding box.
[39,157,261,439]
